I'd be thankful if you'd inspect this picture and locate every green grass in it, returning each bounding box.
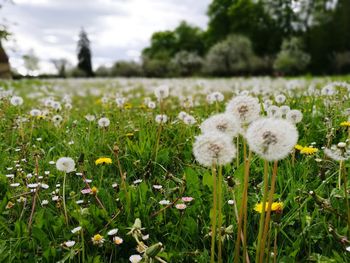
[0,77,349,262]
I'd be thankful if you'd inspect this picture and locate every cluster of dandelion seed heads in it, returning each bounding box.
[193,132,236,167]
[324,142,350,161]
[246,118,298,161]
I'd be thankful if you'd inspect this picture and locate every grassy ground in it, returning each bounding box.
[0,77,349,262]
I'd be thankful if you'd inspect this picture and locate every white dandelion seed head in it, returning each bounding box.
[154,85,169,100]
[56,157,75,173]
[98,117,110,128]
[65,103,72,110]
[115,97,126,107]
[52,115,63,124]
[321,85,336,96]
[246,118,298,161]
[177,111,188,121]
[279,105,291,116]
[286,110,303,124]
[324,144,350,162]
[225,95,261,125]
[85,114,96,122]
[10,96,23,106]
[207,92,224,104]
[148,101,156,109]
[193,132,236,167]
[263,99,273,110]
[266,105,282,119]
[30,109,42,116]
[155,114,168,124]
[274,94,286,104]
[200,113,240,137]
[52,101,62,111]
[183,115,196,125]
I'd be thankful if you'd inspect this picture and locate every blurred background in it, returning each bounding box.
[0,0,349,78]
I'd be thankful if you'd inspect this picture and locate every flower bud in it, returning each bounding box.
[145,242,163,258]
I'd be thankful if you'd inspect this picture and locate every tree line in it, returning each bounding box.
[2,0,350,78]
[95,0,350,77]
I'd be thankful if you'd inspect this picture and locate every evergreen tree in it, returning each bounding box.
[77,28,93,77]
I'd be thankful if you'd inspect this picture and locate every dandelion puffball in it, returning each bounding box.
[225,95,260,125]
[246,118,298,161]
[10,96,23,106]
[154,85,169,100]
[193,132,236,167]
[155,114,168,124]
[200,113,240,137]
[98,117,110,128]
[56,157,76,173]
[286,110,303,124]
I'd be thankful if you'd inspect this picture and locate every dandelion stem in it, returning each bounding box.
[236,136,240,167]
[273,225,279,263]
[341,161,350,237]
[62,172,69,225]
[81,229,85,263]
[338,160,343,190]
[154,123,163,163]
[28,154,40,233]
[210,163,218,263]
[114,146,130,210]
[232,192,250,263]
[234,140,250,263]
[217,165,223,263]
[242,150,252,263]
[256,160,269,262]
[259,160,278,263]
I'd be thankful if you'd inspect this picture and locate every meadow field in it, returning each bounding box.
[0,77,350,262]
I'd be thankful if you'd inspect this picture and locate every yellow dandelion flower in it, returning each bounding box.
[95,157,112,165]
[91,186,98,195]
[126,133,134,137]
[254,202,283,213]
[139,104,147,109]
[340,121,350,127]
[300,146,318,155]
[124,103,132,110]
[294,144,303,151]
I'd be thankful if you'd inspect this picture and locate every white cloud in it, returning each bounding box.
[2,0,211,74]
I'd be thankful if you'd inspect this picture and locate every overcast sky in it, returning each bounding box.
[1,0,211,74]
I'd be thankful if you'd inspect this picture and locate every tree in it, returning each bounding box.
[77,28,93,77]
[0,2,11,79]
[142,31,177,60]
[204,35,256,76]
[274,37,310,75]
[174,21,206,55]
[110,61,143,77]
[22,49,39,76]
[50,58,69,77]
[171,51,203,76]
[0,32,11,79]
